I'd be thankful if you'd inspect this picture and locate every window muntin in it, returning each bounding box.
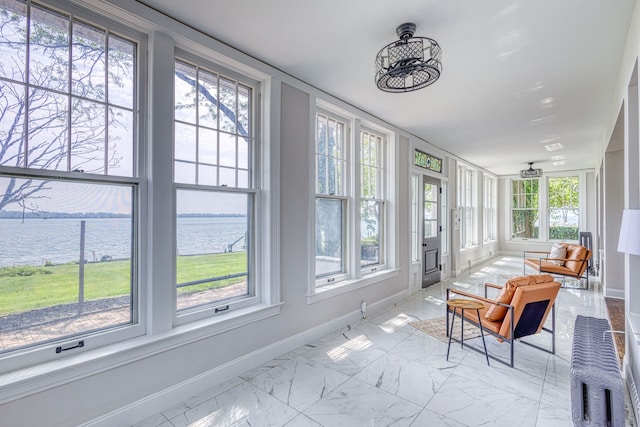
[0,0,139,356]
[1,2,136,176]
[511,178,539,239]
[548,176,579,240]
[315,112,347,281]
[316,114,345,196]
[360,128,385,270]
[174,60,252,188]
[173,56,256,314]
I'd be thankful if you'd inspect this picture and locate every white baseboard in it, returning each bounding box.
[604,288,625,300]
[496,250,525,257]
[83,289,409,426]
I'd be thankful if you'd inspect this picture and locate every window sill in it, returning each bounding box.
[0,302,282,405]
[307,268,400,304]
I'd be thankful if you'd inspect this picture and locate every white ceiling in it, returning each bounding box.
[138,0,636,176]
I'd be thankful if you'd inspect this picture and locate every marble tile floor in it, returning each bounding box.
[133,256,637,427]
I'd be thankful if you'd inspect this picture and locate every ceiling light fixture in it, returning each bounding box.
[520,162,543,178]
[375,23,442,93]
[544,142,564,152]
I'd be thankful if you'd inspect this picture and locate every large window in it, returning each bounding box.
[360,128,385,272]
[457,165,476,248]
[314,110,391,289]
[315,111,347,281]
[484,176,497,241]
[511,178,540,239]
[0,0,139,358]
[548,176,579,240]
[510,175,581,241]
[173,56,256,314]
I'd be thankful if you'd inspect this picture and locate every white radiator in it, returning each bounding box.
[571,315,625,427]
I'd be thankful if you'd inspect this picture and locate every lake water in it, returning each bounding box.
[0,216,247,267]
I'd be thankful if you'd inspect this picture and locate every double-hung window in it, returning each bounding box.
[484,176,497,241]
[548,176,579,240]
[173,54,257,315]
[510,175,580,241]
[360,127,385,272]
[457,165,476,248]
[314,108,392,291]
[315,111,347,282]
[511,178,539,239]
[0,0,141,368]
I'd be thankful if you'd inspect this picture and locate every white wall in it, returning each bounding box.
[603,149,625,298]
[596,0,640,419]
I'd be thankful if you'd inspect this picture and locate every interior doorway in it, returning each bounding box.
[422,175,441,287]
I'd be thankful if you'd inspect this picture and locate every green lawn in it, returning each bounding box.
[0,251,247,316]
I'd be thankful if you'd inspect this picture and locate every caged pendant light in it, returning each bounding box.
[375,22,442,93]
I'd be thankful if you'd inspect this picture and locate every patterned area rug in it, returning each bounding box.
[410,316,481,342]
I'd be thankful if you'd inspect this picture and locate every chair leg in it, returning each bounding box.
[551,302,556,354]
[476,309,490,366]
[510,309,515,368]
[446,308,456,361]
[460,309,465,349]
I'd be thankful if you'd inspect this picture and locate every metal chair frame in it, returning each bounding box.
[445,283,557,368]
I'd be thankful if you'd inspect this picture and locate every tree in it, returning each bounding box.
[511,178,539,238]
[548,176,579,240]
[0,2,133,213]
[0,2,244,213]
[548,176,579,223]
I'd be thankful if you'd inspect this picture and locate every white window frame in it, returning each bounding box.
[359,126,387,275]
[309,103,397,303]
[172,50,271,325]
[458,164,477,249]
[510,177,541,241]
[0,0,282,401]
[483,175,497,242]
[509,173,584,242]
[0,0,146,374]
[314,109,350,286]
[547,175,580,242]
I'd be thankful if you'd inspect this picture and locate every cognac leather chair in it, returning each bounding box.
[446,274,562,367]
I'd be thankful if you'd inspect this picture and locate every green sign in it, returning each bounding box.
[414,149,442,173]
